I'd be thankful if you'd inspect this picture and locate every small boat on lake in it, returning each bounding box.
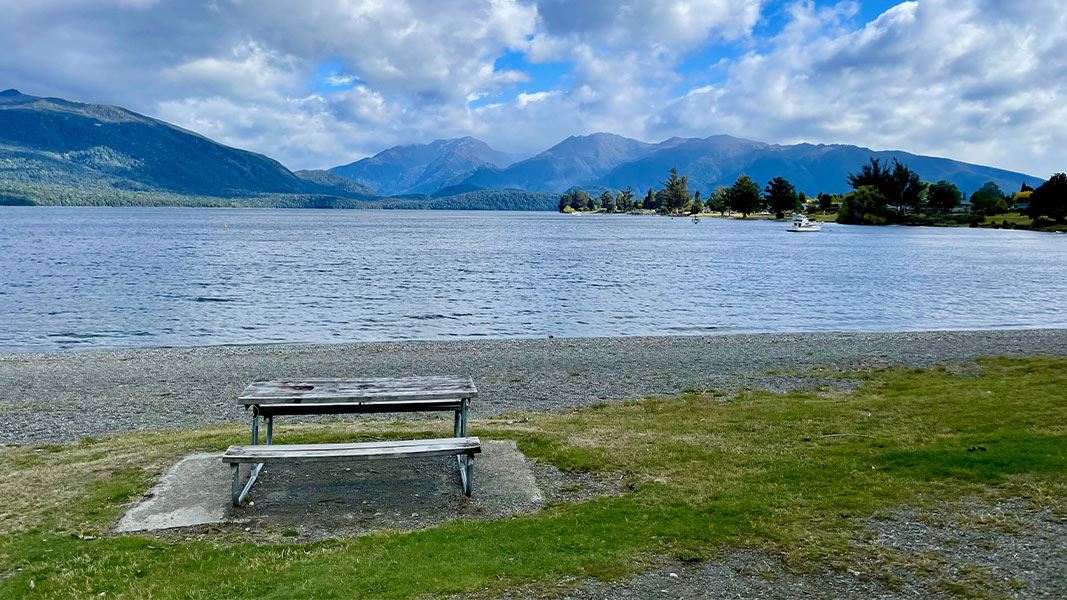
[787,214,822,232]
[692,216,701,224]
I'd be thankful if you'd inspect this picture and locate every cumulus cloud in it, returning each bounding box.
[0,0,1063,175]
[659,0,1067,175]
[532,0,762,54]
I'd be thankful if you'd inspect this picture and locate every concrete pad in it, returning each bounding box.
[116,452,228,532]
[115,440,549,537]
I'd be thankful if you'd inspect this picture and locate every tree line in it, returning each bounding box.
[836,158,1065,226]
[558,168,806,218]
[557,161,1067,227]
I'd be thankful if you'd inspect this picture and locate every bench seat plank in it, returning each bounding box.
[252,400,465,417]
[239,376,478,405]
[222,436,481,464]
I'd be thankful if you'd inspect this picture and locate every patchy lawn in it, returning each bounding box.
[0,357,1064,599]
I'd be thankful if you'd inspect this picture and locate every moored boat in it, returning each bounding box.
[787,214,822,232]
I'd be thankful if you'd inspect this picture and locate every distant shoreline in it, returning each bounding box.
[562,208,1067,232]
[5,203,1062,232]
[0,185,560,211]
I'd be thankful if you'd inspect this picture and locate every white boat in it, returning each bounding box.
[787,214,822,232]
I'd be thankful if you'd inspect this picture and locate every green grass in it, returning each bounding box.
[984,212,1033,227]
[0,357,1064,598]
[805,211,839,222]
[983,213,1067,232]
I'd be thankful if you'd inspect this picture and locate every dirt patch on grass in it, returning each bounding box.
[859,498,1067,598]
[502,497,1066,599]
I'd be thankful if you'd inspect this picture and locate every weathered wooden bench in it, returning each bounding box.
[223,376,479,507]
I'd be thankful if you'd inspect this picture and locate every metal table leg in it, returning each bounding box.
[456,397,472,495]
[236,407,266,506]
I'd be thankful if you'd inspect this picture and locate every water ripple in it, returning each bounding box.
[0,208,1065,351]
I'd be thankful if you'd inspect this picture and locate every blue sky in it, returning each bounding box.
[475,51,572,108]
[465,1,909,110]
[1,1,1063,175]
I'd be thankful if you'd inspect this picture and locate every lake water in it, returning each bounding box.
[1,207,1065,351]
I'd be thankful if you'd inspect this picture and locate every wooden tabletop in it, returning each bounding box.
[237,376,477,405]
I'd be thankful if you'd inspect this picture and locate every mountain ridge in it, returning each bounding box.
[0,89,1045,209]
[329,131,1042,197]
[329,136,519,196]
[0,89,343,198]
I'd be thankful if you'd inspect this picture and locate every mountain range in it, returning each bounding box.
[335,132,1042,198]
[0,89,1044,209]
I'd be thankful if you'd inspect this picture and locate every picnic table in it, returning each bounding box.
[222,376,480,507]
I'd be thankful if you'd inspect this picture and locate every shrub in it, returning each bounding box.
[837,185,889,224]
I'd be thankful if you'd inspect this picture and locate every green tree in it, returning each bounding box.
[655,189,669,211]
[837,185,889,224]
[661,167,691,214]
[689,190,703,214]
[926,180,962,214]
[817,192,834,211]
[600,190,615,213]
[558,193,571,213]
[708,186,728,215]
[763,176,798,219]
[616,186,635,212]
[642,187,655,211]
[847,158,892,191]
[725,174,762,218]
[847,158,921,212]
[574,190,592,211]
[1027,173,1067,222]
[969,181,1008,216]
[888,160,924,212]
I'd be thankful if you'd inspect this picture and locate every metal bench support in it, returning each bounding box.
[232,462,264,507]
[232,413,270,507]
[459,454,474,496]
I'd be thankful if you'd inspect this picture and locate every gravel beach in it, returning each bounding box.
[2,329,1066,445]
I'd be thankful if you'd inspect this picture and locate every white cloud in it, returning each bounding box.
[164,41,302,102]
[515,90,560,108]
[659,0,1067,176]
[0,0,1063,176]
[324,73,358,87]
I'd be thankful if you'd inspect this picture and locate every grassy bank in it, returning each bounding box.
[817,208,1067,232]
[1,357,1064,598]
[981,212,1067,232]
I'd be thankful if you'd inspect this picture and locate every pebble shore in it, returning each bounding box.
[2,329,1066,445]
